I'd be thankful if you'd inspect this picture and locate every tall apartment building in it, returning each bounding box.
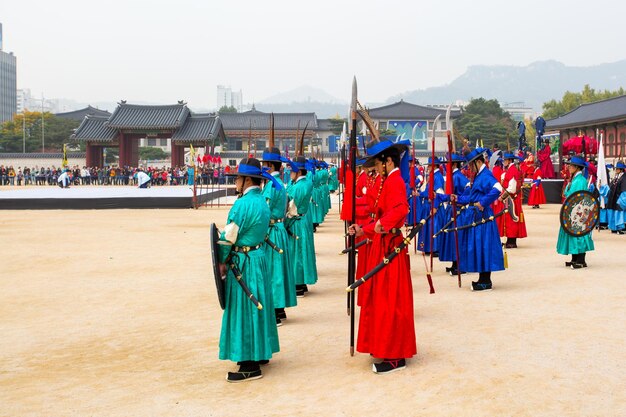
[0,23,17,122]
[216,85,243,111]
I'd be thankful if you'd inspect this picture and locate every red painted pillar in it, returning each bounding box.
[118,132,127,167]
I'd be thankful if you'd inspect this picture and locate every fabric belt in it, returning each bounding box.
[232,243,263,253]
[388,228,403,235]
[269,218,283,225]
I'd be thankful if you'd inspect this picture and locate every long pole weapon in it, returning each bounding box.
[247,120,252,157]
[445,106,462,287]
[347,208,438,293]
[429,115,441,271]
[348,77,358,356]
[411,122,418,254]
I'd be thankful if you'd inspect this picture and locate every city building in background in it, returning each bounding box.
[0,23,17,122]
[216,85,243,111]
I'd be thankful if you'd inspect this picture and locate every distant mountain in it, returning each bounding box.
[259,85,344,105]
[388,60,626,111]
[253,102,348,119]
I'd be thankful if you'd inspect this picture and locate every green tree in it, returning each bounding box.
[0,111,79,153]
[455,98,516,149]
[218,105,238,113]
[542,84,626,120]
[139,146,169,160]
[327,114,347,135]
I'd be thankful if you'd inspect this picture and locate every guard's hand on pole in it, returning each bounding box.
[450,194,458,203]
[475,202,484,211]
[374,220,385,234]
[348,223,363,237]
[219,263,227,279]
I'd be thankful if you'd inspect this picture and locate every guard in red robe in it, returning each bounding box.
[349,140,416,374]
[491,158,505,233]
[537,139,555,179]
[354,161,378,306]
[501,153,528,248]
[527,163,546,208]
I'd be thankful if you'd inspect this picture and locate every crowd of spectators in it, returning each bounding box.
[0,164,233,187]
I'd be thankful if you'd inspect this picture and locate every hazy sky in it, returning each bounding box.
[2,0,624,109]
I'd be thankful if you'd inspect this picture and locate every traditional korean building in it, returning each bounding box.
[367,100,462,152]
[71,102,225,167]
[546,95,626,158]
[55,106,111,121]
[218,107,318,157]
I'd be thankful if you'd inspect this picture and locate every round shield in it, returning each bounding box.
[210,223,226,309]
[560,190,600,237]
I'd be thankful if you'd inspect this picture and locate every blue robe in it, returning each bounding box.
[439,169,470,262]
[456,166,505,273]
[417,170,446,253]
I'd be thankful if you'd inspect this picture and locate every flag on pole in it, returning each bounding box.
[62,144,68,168]
[596,133,608,208]
[189,144,195,167]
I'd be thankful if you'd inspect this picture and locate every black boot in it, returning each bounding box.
[565,255,576,267]
[571,253,585,269]
[227,361,262,383]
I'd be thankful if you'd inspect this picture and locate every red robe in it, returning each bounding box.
[492,165,505,233]
[356,172,381,306]
[357,169,416,359]
[528,168,546,206]
[537,144,555,179]
[501,164,528,238]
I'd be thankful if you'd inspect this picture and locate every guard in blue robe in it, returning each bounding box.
[417,157,446,255]
[451,148,505,291]
[438,154,470,275]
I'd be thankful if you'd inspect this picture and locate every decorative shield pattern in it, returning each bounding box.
[210,223,226,310]
[560,190,599,237]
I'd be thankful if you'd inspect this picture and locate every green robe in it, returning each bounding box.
[286,176,318,285]
[556,172,595,255]
[310,170,324,224]
[218,187,279,362]
[329,166,339,192]
[262,173,297,309]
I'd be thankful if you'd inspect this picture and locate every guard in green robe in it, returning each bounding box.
[556,156,595,268]
[218,158,279,383]
[286,156,318,297]
[329,163,339,193]
[261,147,297,326]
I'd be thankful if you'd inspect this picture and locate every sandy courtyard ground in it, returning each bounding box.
[1,202,625,416]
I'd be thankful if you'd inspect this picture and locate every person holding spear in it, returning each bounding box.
[449,148,505,291]
[348,138,416,373]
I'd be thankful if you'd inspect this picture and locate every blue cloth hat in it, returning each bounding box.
[503,152,522,161]
[615,161,626,169]
[465,147,492,164]
[364,138,411,181]
[225,157,283,189]
[260,147,282,162]
[450,153,466,163]
[564,156,588,168]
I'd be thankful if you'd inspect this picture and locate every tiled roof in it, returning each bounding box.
[71,116,118,142]
[55,106,111,121]
[316,119,335,130]
[0,152,86,158]
[368,100,462,120]
[218,110,318,130]
[545,95,626,130]
[172,115,225,142]
[107,102,190,129]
